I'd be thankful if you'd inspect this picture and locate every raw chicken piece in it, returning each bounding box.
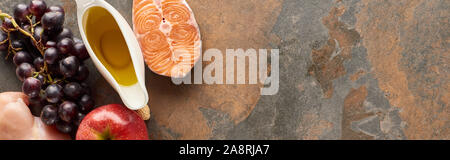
[0,92,70,140]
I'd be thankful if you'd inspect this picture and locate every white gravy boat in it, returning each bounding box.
[75,0,148,110]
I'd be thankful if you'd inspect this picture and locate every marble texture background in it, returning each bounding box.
[0,0,448,140]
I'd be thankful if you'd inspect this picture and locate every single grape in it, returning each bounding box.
[45,41,57,48]
[48,63,61,76]
[16,63,35,81]
[48,28,63,39]
[40,105,58,125]
[79,94,94,113]
[23,77,42,98]
[40,31,50,44]
[1,18,14,30]
[0,30,8,52]
[29,0,47,20]
[74,112,85,126]
[29,94,46,117]
[45,84,63,103]
[41,11,64,32]
[80,82,91,95]
[74,65,89,81]
[56,28,73,41]
[56,121,73,134]
[11,40,25,49]
[72,42,89,60]
[73,38,82,43]
[46,5,65,16]
[33,57,44,70]
[13,51,33,66]
[63,82,82,100]
[0,30,7,39]
[33,26,44,42]
[58,101,78,122]
[57,38,74,55]
[59,56,79,78]
[14,4,31,24]
[44,47,60,64]
[36,74,45,83]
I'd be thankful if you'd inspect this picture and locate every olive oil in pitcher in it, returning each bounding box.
[83,6,138,86]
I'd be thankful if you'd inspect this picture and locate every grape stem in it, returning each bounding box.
[6,32,17,59]
[26,15,35,35]
[0,37,7,45]
[0,12,44,56]
[0,11,52,82]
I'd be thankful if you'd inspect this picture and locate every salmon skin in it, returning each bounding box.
[133,0,202,78]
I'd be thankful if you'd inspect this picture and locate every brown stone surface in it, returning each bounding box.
[0,0,448,140]
[355,0,449,139]
[342,86,374,140]
[308,6,360,98]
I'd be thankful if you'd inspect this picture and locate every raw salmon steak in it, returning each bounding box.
[133,0,202,78]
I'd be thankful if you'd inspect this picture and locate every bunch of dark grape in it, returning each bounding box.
[0,0,95,135]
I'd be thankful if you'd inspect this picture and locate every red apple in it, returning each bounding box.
[76,104,148,140]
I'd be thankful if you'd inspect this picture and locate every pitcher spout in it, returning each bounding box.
[118,83,149,110]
